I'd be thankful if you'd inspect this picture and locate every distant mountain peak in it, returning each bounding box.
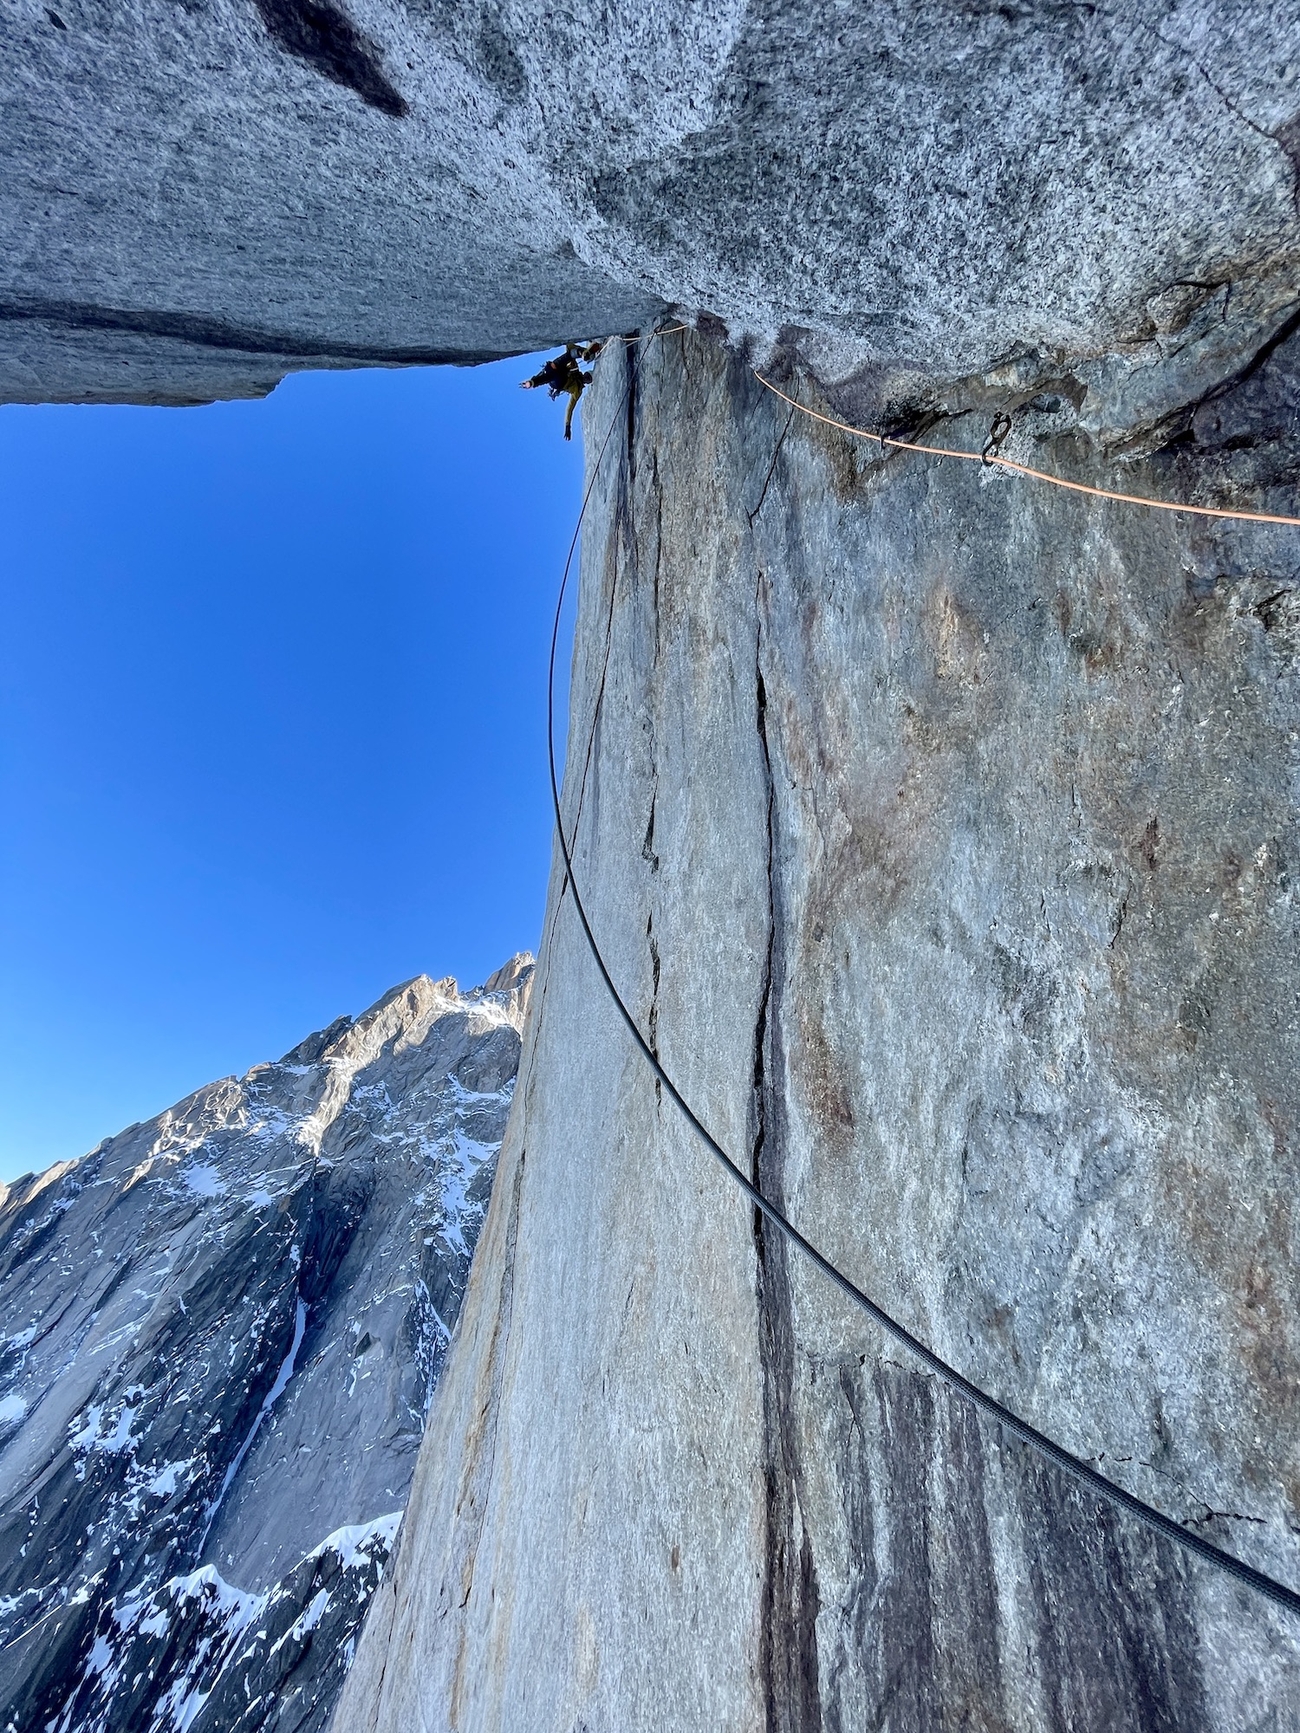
[0,964,526,1733]
[478,951,536,997]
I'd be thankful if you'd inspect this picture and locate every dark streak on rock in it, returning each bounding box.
[821,1366,879,1733]
[475,7,526,103]
[1140,817,1160,872]
[873,1367,941,1730]
[251,0,408,116]
[1023,1448,1212,1733]
[752,567,824,1732]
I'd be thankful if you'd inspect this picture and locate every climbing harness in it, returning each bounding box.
[521,342,606,439]
[547,326,1300,1620]
[522,330,687,438]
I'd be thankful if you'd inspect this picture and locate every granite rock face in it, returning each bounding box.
[0,958,530,1733]
[3,0,1298,403]
[7,0,1300,1724]
[335,330,1300,1729]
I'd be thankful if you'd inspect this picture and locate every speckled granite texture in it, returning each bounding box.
[2,0,1297,403]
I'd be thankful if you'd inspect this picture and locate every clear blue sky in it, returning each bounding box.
[0,358,583,1180]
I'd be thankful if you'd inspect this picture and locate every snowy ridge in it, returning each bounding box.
[0,958,531,1733]
[40,1514,402,1733]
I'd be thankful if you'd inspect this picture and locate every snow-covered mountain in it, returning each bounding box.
[0,958,531,1733]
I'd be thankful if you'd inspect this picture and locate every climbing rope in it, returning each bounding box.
[613,325,688,343]
[754,372,1300,527]
[547,325,1300,1620]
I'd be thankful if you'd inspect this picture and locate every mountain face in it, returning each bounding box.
[6,3,1300,1728]
[0,957,531,1733]
[335,333,1300,1730]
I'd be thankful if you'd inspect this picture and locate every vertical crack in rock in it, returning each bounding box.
[750,647,776,1227]
[626,350,640,493]
[646,911,662,1111]
[644,368,665,1110]
[648,382,665,632]
[447,1147,526,1721]
[570,348,637,847]
[750,409,795,528]
[752,574,823,1733]
[641,789,659,873]
[1180,301,1300,441]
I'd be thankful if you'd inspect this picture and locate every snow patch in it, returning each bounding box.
[0,1393,27,1425]
[100,1406,137,1451]
[288,1587,329,1642]
[165,1564,266,1624]
[435,1132,498,1255]
[147,1459,193,1498]
[168,1685,211,1732]
[72,1403,138,1455]
[181,1163,225,1199]
[86,1634,114,1675]
[69,1403,103,1451]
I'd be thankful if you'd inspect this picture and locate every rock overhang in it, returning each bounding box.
[2,0,1296,414]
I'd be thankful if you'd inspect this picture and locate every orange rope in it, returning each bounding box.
[612,325,689,344]
[754,371,1300,528]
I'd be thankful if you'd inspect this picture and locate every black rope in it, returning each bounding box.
[546,332,1300,1622]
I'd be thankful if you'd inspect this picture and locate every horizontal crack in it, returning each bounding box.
[0,296,512,365]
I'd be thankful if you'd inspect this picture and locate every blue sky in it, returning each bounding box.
[0,357,582,1180]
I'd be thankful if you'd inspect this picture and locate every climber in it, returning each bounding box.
[521,341,603,439]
